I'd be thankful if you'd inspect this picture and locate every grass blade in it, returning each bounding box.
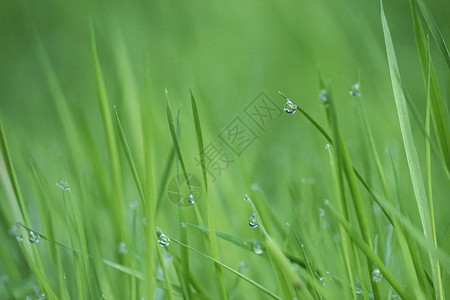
[380,0,431,239]
[190,90,208,193]
[90,20,126,240]
[114,106,146,210]
[170,237,281,300]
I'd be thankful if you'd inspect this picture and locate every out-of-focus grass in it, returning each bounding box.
[0,0,449,299]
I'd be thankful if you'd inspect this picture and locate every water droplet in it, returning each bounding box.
[319,89,329,106]
[29,231,40,244]
[319,208,325,217]
[372,268,383,283]
[239,261,248,272]
[253,240,264,255]
[188,193,195,204]
[248,213,258,228]
[157,229,170,247]
[102,293,107,299]
[142,217,147,226]
[324,199,330,205]
[349,83,360,97]
[129,201,138,209]
[56,180,70,191]
[8,224,23,242]
[181,222,187,228]
[244,194,250,201]
[284,99,297,114]
[118,241,128,254]
[251,183,260,191]
[325,143,331,150]
[26,296,32,300]
[355,287,362,295]
[38,293,46,300]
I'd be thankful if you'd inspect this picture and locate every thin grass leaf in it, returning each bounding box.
[410,0,450,181]
[278,92,393,224]
[170,237,281,300]
[184,222,306,268]
[90,19,126,240]
[114,106,146,210]
[415,0,450,68]
[165,90,191,187]
[325,202,411,300]
[190,90,208,193]
[381,0,431,239]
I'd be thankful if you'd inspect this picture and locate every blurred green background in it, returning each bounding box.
[0,0,449,298]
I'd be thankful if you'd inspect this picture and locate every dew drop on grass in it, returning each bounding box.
[355,288,362,295]
[244,194,250,201]
[157,228,170,247]
[188,193,195,204]
[319,208,325,217]
[248,213,258,228]
[38,293,46,299]
[325,143,330,150]
[239,261,248,272]
[253,240,264,255]
[8,223,23,242]
[56,180,70,191]
[118,242,128,255]
[372,268,383,283]
[284,99,297,114]
[29,231,40,244]
[319,89,329,106]
[26,296,32,300]
[349,83,360,97]
[129,201,138,209]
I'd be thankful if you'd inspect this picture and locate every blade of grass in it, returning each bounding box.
[189,90,227,299]
[278,92,393,225]
[409,0,450,182]
[170,237,282,300]
[90,19,126,241]
[381,0,432,241]
[415,0,450,68]
[356,100,428,298]
[114,106,146,210]
[425,49,445,300]
[325,202,411,300]
[184,222,306,268]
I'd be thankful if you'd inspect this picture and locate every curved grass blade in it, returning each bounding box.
[278,92,393,225]
[415,0,450,68]
[183,222,306,268]
[114,106,146,210]
[190,90,208,193]
[189,89,227,299]
[90,19,126,240]
[170,237,281,300]
[165,89,190,187]
[381,0,431,239]
[409,0,450,182]
[325,202,411,300]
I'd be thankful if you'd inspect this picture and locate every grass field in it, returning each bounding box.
[0,0,449,299]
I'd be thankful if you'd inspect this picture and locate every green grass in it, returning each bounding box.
[1,0,449,299]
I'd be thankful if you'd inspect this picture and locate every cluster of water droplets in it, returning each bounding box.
[349,83,360,97]
[187,186,195,204]
[372,268,383,283]
[56,179,70,191]
[157,228,170,247]
[29,231,41,244]
[8,222,23,242]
